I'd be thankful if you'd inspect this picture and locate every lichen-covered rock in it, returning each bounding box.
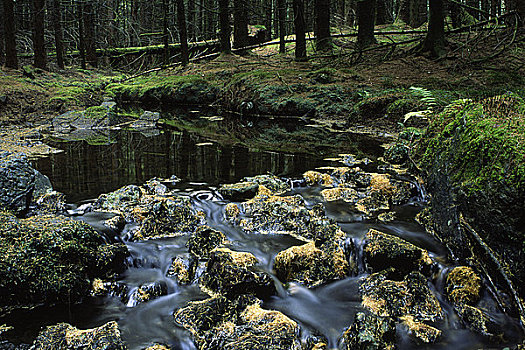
[127,281,168,306]
[34,190,66,214]
[187,226,226,260]
[0,211,127,309]
[95,185,143,213]
[377,212,396,223]
[363,229,432,275]
[31,321,126,350]
[174,296,300,350]
[361,269,443,323]
[241,174,290,194]
[200,248,276,300]
[218,182,259,201]
[342,312,396,350]
[224,203,240,221]
[456,304,502,338]
[400,315,441,343]
[445,266,482,305]
[273,241,349,288]
[91,279,128,300]
[303,171,333,186]
[0,152,38,215]
[166,256,195,285]
[320,187,360,203]
[143,344,170,350]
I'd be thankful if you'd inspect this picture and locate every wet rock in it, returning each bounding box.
[361,269,443,323]
[0,152,38,215]
[241,174,290,194]
[330,166,359,184]
[96,185,143,213]
[0,211,125,309]
[384,143,409,164]
[31,321,126,350]
[92,243,129,278]
[445,266,482,305]
[377,212,396,223]
[303,171,334,186]
[219,182,260,201]
[187,225,226,260]
[131,196,204,240]
[456,304,501,337]
[104,215,126,232]
[356,191,390,217]
[320,187,360,203]
[166,256,195,285]
[200,248,276,300]
[400,315,441,343]
[143,344,170,350]
[342,312,396,350]
[274,241,349,288]
[143,178,169,195]
[34,190,66,214]
[174,296,300,350]
[31,171,53,201]
[127,281,168,306]
[363,229,432,275]
[224,203,240,221]
[91,279,128,300]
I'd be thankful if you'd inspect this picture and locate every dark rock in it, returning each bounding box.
[31,321,126,350]
[187,225,226,260]
[166,256,196,285]
[95,185,143,213]
[34,191,66,214]
[342,312,396,350]
[218,182,259,201]
[91,279,128,300]
[456,304,502,338]
[200,248,276,300]
[0,152,38,215]
[92,243,129,277]
[361,269,443,322]
[0,95,7,104]
[127,281,168,306]
[174,296,300,350]
[363,229,432,275]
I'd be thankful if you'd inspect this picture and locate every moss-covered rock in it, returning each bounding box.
[273,241,349,288]
[363,229,432,275]
[342,312,396,350]
[445,266,482,305]
[31,321,126,350]
[187,225,227,260]
[200,248,276,300]
[218,182,259,201]
[417,94,525,300]
[127,281,168,306]
[0,211,127,310]
[174,296,301,350]
[0,152,39,216]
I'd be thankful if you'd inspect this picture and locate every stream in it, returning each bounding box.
[3,116,522,349]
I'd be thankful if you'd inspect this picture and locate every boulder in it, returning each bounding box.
[363,229,432,275]
[187,226,227,260]
[31,321,126,350]
[320,187,360,203]
[400,315,441,343]
[342,312,396,350]
[0,152,38,215]
[273,241,349,288]
[34,191,66,215]
[127,281,168,306]
[361,269,443,324]
[166,256,196,285]
[200,248,276,300]
[445,266,482,305]
[91,279,128,301]
[303,171,334,187]
[174,296,300,350]
[0,211,128,310]
[218,182,259,201]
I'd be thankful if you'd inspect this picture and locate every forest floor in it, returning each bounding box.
[0,25,524,156]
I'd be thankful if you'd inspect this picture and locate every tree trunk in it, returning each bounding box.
[32,0,47,69]
[293,0,307,60]
[376,0,388,24]
[466,0,479,20]
[409,0,427,27]
[314,0,331,51]
[162,0,169,64]
[265,0,273,40]
[176,0,189,64]
[233,0,249,48]
[516,0,525,25]
[83,0,97,67]
[420,0,446,57]
[357,0,376,48]
[218,0,231,53]
[4,0,18,69]
[205,0,214,40]
[187,0,195,40]
[0,1,5,66]
[490,0,500,17]
[77,1,86,69]
[277,0,286,53]
[50,0,64,68]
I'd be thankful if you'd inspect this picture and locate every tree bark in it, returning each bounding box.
[77,1,86,69]
[516,0,525,26]
[176,0,189,64]
[315,0,332,51]
[218,0,231,53]
[376,0,388,24]
[277,0,286,53]
[293,0,307,60]
[162,0,169,64]
[420,0,446,57]
[50,0,64,68]
[409,0,427,27]
[357,0,376,48]
[466,0,479,20]
[0,1,5,66]
[233,0,249,49]
[187,0,195,40]
[265,0,273,40]
[32,0,47,69]
[83,0,97,67]
[490,0,500,17]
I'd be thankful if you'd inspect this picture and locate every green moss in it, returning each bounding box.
[419,94,525,193]
[0,211,106,308]
[84,106,109,119]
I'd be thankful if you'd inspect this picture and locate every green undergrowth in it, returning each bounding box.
[418,93,525,193]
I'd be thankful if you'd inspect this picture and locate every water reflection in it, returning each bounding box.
[34,129,327,202]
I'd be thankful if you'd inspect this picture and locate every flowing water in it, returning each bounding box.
[3,117,523,349]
